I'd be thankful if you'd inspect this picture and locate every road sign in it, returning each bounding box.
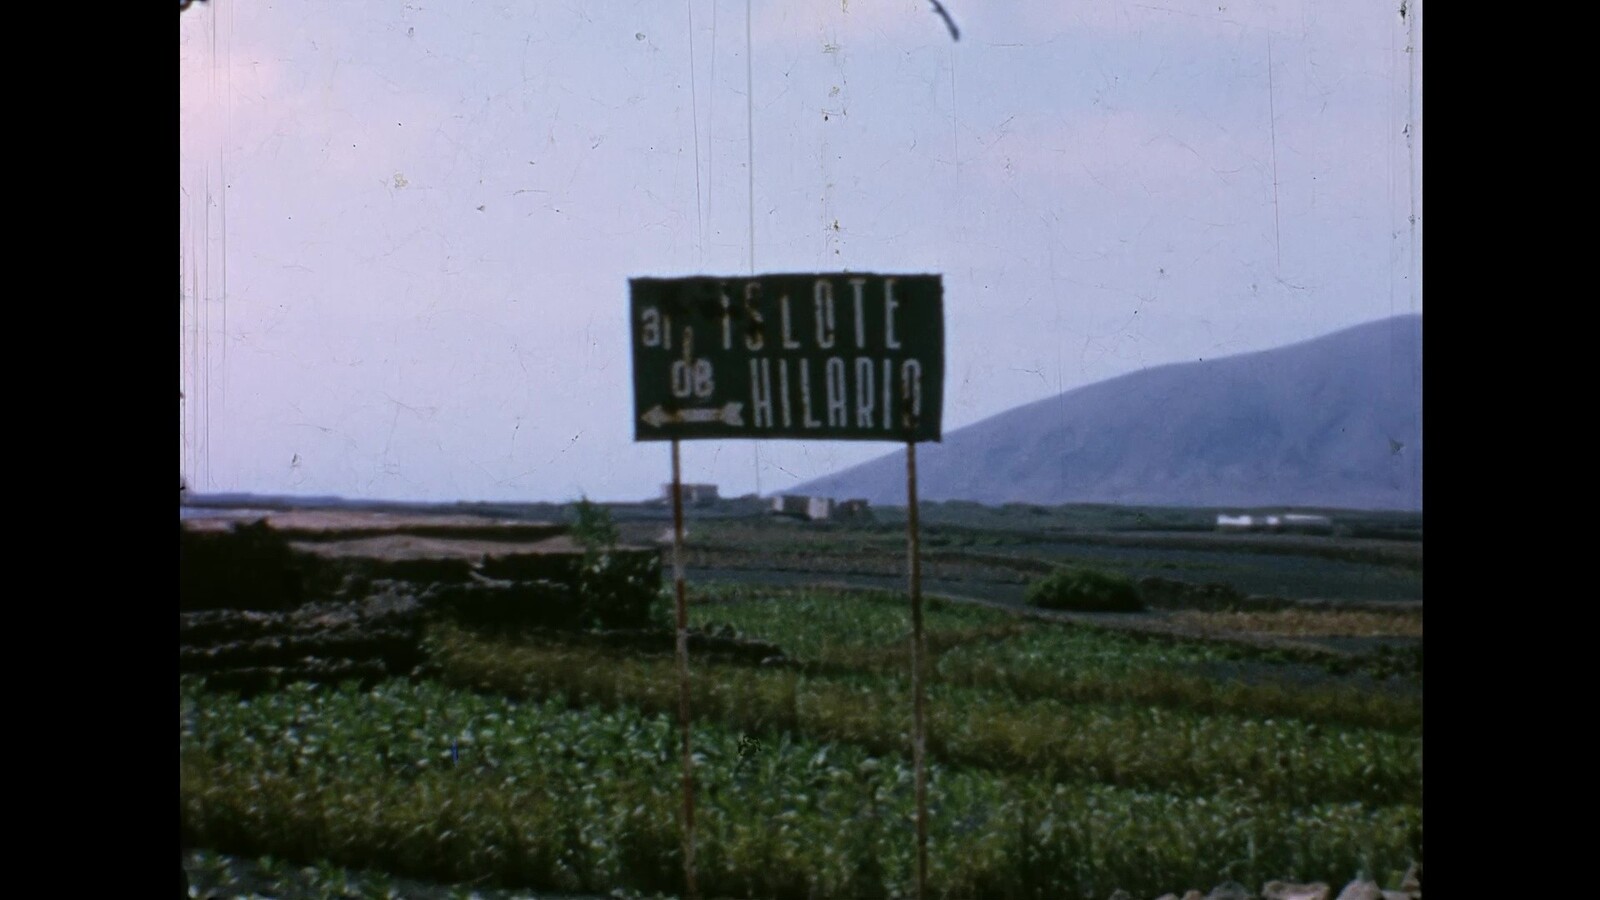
[630,273,944,442]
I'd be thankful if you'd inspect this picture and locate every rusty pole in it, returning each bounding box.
[906,439,928,900]
[672,438,698,900]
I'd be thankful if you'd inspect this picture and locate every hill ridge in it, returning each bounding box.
[792,315,1422,511]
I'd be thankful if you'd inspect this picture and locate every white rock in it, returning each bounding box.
[1262,881,1331,900]
[1335,881,1383,900]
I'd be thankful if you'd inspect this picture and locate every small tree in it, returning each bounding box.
[570,496,621,549]
[569,497,656,629]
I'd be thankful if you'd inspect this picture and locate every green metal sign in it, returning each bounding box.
[630,273,944,442]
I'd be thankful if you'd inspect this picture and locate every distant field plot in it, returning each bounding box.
[872,501,1421,542]
[674,513,1422,605]
[1005,540,1422,603]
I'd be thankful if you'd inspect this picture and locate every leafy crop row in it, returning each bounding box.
[428,622,1421,809]
[693,587,1422,731]
[181,678,1420,899]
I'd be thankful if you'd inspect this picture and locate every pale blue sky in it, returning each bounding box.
[179,0,1422,503]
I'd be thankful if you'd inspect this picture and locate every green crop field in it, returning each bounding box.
[645,505,1423,606]
[181,581,1422,899]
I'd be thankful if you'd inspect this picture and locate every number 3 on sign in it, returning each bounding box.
[671,358,714,399]
[640,306,673,350]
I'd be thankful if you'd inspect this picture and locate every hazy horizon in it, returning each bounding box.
[181,311,1421,507]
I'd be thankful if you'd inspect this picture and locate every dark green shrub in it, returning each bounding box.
[578,549,662,630]
[570,497,662,629]
[1024,567,1144,612]
[1135,575,1246,611]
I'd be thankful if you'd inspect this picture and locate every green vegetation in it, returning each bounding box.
[693,587,1419,732]
[182,580,1421,897]
[1025,567,1145,612]
[570,495,621,549]
[183,675,1420,899]
[570,497,660,630]
[693,585,1014,663]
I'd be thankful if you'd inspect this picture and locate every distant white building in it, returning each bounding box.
[1216,513,1333,534]
[1280,514,1334,534]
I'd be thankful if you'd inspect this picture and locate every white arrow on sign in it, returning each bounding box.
[641,402,745,428]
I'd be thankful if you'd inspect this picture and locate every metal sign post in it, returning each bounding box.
[906,439,929,900]
[630,272,943,900]
[670,437,697,900]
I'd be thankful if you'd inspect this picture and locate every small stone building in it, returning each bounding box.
[771,495,842,522]
[662,483,720,506]
[835,498,872,520]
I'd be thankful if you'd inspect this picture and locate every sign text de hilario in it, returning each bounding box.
[630,274,943,442]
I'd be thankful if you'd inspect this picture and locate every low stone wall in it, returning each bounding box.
[181,512,673,694]
[180,521,306,612]
[179,592,427,696]
[180,514,662,620]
